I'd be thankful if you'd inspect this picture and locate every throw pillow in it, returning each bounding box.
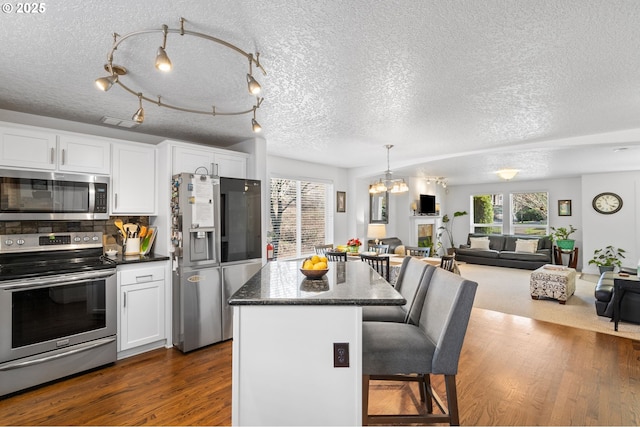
[515,239,538,253]
[470,237,490,250]
[395,245,406,256]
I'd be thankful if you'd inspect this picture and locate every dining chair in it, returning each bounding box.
[405,246,431,257]
[362,268,478,425]
[440,255,455,272]
[324,250,347,262]
[360,253,390,282]
[363,257,435,323]
[369,244,390,254]
[314,244,333,255]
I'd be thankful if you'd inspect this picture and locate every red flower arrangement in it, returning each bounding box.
[347,238,361,247]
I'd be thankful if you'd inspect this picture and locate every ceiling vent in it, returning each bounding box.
[100,116,140,128]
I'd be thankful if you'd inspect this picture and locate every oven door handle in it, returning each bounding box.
[0,269,116,290]
[0,337,116,371]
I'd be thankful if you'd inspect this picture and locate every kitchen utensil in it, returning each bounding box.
[139,225,147,238]
[114,219,126,237]
[123,223,137,238]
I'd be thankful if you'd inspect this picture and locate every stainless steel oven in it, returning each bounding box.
[0,169,109,221]
[0,232,116,396]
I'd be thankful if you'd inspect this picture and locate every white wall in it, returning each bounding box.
[581,171,640,274]
[267,155,349,247]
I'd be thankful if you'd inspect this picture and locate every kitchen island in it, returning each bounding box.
[228,260,405,426]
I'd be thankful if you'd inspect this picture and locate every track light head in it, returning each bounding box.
[132,94,145,124]
[252,118,262,133]
[247,74,262,95]
[95,75,118,91]
[155,46,172,72]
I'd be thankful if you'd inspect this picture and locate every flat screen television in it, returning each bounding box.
[419,194,436,215]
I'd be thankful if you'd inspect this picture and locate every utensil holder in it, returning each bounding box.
[125,237,140,255]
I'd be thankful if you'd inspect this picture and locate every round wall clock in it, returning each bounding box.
[592,192,623,214]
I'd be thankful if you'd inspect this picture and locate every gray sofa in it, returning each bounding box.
[455,233,552,270]
[366,237,404,254]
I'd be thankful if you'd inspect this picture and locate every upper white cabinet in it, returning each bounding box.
[58,135,111,174]
[0,125,110,174]
[111,142,156,215]
[172,145,247,178]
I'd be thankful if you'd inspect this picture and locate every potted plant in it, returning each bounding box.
[550,225,577,250]
[437,211,468,255]
[588,245,626,274]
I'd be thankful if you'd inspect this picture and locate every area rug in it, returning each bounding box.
[457,263,640,340]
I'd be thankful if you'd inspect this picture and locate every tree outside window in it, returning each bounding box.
[510,192,548,235]
[471,194,503,234]
[269,178,329,259]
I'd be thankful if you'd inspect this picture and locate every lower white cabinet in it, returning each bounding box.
[118,263,166,355]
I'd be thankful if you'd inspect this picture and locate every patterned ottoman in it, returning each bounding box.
[530,266,576,304]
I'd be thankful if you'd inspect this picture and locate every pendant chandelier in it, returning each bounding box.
[95,17,266,132]
[369,145,409,194]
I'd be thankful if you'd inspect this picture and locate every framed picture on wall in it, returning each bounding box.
[337,191,346,213]
[558,200,572,216]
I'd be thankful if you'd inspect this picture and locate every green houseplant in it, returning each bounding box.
[437,211,468,255]
[550,225,577,250]
[588,245,626,274]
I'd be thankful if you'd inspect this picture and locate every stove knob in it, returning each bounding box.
[16,239,25,245]
[4,239,13,246]
[83,236,90,242]
[92,235,100,241]
[74,236,82,242]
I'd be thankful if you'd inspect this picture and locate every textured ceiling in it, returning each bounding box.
[1,0,640,184]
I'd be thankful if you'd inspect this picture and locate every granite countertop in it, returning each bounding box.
[229,260,405,306]
[109,253,170,265]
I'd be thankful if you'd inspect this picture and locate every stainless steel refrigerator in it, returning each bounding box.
[171,173,262,352]
[171,173,222,353]
[220,177,263,340]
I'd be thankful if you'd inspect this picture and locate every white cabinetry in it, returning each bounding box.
[111,142,156,215]
[172,145,247,178]
[118,263,166,356]
[0,125,110,174]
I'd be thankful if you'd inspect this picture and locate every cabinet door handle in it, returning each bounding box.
[61,149,65,165]
[114,193,118,209]
[50,147,55,164]
[123,292,126,308]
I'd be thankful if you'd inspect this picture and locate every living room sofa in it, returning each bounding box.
[366,237,404,254]
[594,272,640,324]
[455,233,552,270]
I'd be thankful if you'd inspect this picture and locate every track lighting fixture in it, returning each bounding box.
[423,176,447,189]
[96,17,267,132]
[369,145,409,194]
[247,56,262,95]
[132,93,145,124]
[155,25,172,72]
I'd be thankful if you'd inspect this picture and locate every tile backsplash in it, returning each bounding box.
[0,216,150,237]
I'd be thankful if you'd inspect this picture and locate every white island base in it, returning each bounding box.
[232,305,362,426]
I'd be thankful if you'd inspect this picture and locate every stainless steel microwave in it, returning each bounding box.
[0,169,109,220]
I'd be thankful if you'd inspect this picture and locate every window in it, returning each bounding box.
[471,194,503,234]
[269,178,331,260]
[510,192,548,235]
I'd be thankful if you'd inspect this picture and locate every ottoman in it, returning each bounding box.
[530,265,576,304]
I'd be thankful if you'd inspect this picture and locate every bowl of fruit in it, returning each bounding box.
[300,255,329,279]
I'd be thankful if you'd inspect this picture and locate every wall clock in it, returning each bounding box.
[592,192,623,214]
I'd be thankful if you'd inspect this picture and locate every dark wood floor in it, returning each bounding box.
[1,307,639,426]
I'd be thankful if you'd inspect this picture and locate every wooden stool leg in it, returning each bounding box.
[445,375,460,426]
[362,375,370,426]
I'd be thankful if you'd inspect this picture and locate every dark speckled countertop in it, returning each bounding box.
[228,260,405,306]
[109,253,170,265]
